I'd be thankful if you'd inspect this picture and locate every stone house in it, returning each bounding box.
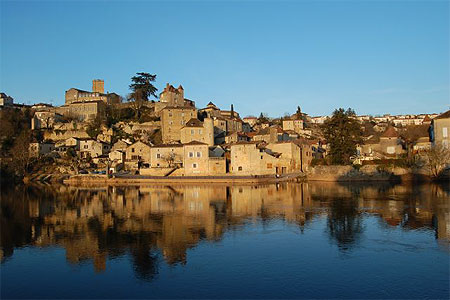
[111,140,131,152]
[225,131,251,144]
[65,137,81,150]
[125,141,151,164]
[29,142,55,158]
[282,118,304,134]
[79,139,111,159]
[31,111,63,130]
[379,127,405,157]
[243,116,257,128]
[180,118,214,146]
[230,142,281,175]
[160,106,197,143]
[431,110,450,148]
[150,144,184,168]
[183,141,226,175]
[109,150,126,164]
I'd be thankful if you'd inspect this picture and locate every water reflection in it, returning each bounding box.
[1,182,449,280]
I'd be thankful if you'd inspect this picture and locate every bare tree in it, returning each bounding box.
[162,152,180,168]
[425,144,450,178]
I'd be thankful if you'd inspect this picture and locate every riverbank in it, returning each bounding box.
[62,172,305,186]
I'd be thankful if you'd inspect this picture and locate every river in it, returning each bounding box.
[1,182,449,299]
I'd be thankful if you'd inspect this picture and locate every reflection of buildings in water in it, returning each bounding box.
[1,182,449,276]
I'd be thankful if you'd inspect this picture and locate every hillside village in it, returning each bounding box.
[0,77,449,181]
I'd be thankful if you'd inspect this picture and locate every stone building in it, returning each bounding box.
[125,141,152,164]
[431,110,450,148]
[379,126,405,157]
[0,93,14,107]
[29,142,55,157]
[230,142,280,175]
[64,79,120,105]
[268,140,313,173]
[31,111,63,129]
[160,106,197,143]
[180,118,214,146]
[183,141,226,175]
[79,139,111,159]
[150,144,184,168]
[56,100,107,121]
[282,118,304,134]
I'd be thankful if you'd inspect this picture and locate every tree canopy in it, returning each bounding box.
[128,72,158,119]
[322,108,362,165]
[129,72,158,101]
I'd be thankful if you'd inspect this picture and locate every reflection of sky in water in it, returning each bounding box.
[1,182,449,299]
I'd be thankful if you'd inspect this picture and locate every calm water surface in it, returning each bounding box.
[1,182,449,299]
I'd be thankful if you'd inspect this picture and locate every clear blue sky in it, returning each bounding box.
[1,0,449,117]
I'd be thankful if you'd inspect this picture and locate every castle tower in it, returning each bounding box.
[203,117,215,146]
[92,79,104,94]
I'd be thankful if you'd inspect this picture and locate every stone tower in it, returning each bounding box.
[92,79,104,94]
[203,117,215,146]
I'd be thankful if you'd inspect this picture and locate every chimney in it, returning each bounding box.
[231,104,234,118]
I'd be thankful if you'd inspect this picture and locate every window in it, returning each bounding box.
[169,121,173,125]
[196,152,201,157]
[199,129,202,134]
[192,163,197,168]
[132,148,135,153]
[191,129,194,135]
[238,166,243,171]
[168,113,172,117]
[156,153,161,158]
[261,156,263,159]
[267,163,272,169]
[387,146,395,154]
[443,127,448,138]
[189,152,194,157]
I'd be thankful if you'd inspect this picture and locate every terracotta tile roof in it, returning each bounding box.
[434,110,450,120]
[152,143,183,148]
[380,126,399,138]
[183,141,208,146]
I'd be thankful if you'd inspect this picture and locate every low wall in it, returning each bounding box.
[140,168,173,176]
[62,173,303,186]
[307,165,431,182]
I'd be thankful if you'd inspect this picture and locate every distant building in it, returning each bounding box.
[0,93,14,107]
[282,117,304,134]
[64,79,120,105]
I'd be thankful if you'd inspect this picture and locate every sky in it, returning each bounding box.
[1,0,449,117]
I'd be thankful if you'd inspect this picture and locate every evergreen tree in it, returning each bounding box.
[322,108,362,165]
[128,72,158,119]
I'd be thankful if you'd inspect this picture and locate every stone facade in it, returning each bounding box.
[125,141,152,163]
[29,142,55,157]
[282,119,304,134]
[80,139,111,159]
[431,110,450,148]
[150,144,184,168]
[161,107,197,143]
[65,79,120,105]
[183,142,210,175]
[180,118,214,146]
